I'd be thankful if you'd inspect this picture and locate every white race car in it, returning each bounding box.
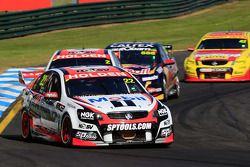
[20,66,174,146]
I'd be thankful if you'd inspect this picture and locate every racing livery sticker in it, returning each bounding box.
[106,122,152,131]
[75,131,97,140]
[53,54,110,61]
[65,72,129,80]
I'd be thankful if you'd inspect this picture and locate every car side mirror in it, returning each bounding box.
[18,71,27,86]
[164,59,175,65]
[44,92,59,100]
[163,44,173,50]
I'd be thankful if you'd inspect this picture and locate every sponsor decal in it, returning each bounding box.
[106,123,152,131]
[56,103,65,112]
[157,108,168,117]
[161,128,172,137]
[44,92,58,98]
[67,50,97,54]
[207,31,245,37]
[195,49,243,55]
[163,120,171,127]
[79,123,94,130]
[21,71,44,78]
[195,54,240,58]
[75,131,97,140]
[76,68,109,72]
[142,75,159,81]
[110,44,154,49]
[125,68,151,75]
[65,72,129,80]
[30,95,59,122]
[124,112,133,120]
[199,68,231,73]
[53,54,109,60]
[147,88,162,93]
[88,96,146,103]
[80,111,95,120]
[141,50,157,55]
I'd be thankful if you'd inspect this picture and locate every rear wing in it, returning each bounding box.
[18,70,44,86]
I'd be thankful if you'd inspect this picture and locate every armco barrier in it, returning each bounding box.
[0,0,228,40]
[0,0,51,12]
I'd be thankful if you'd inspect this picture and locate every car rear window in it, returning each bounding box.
[49,58,112,69]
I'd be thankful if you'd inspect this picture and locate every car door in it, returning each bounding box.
[29,71,53,134]
[39,72,62,134]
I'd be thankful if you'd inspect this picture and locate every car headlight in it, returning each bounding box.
[186,59,195,65]
[232,60,247,66]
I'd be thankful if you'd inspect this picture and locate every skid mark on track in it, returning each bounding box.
[171,83,250,150]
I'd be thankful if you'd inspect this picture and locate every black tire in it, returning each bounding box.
[61,114,72,146]
[21,111,32,142]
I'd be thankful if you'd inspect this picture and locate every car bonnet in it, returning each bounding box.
[73,93,155,114]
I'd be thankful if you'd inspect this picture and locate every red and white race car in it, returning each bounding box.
[19,48,122,82]
[20,66,174,146]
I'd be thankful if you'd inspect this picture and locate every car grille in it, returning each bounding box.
[107,111,148,120]
[205,73,225,79]
[112,131,146,142]
[202,60,228,66]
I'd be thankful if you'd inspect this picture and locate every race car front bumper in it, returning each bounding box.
[72,132,174,146]
[71,125,174,147]
[185,68,250,82]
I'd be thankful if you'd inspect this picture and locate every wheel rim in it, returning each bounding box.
[175,77,180,96]
[22,112,29,138]
[61,116,71,144]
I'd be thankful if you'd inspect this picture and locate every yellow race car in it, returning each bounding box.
[184,31,250,82]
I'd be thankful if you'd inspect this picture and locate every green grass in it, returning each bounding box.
[1,1,250,72]
[52,0,75,7]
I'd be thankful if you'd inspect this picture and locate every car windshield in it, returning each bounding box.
[119,50,159,66]
[65,77,145,97]
[49,58,112,69]
[198,38,248,49]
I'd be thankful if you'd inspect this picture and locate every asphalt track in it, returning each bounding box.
[0,51,250,167]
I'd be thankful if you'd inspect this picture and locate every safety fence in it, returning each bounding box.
[0,0,229,40]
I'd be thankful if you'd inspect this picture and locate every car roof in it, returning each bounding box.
[203,31,249,39]
[60,66,131,80]
[52,48,112,61]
